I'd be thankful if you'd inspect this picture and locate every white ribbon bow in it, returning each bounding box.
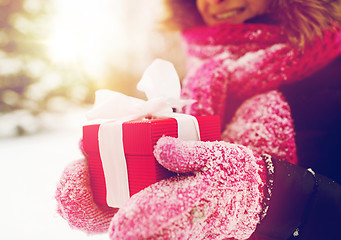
[85,59,199,208]
[86,59,195,121]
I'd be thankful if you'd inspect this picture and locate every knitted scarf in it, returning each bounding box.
[181,23,341,123]
[180,23,341,164]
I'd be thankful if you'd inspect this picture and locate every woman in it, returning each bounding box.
[56,1,341,239]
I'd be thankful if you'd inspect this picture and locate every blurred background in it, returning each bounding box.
[0,0,185,239]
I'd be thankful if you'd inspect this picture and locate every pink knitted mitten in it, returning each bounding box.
[109,137,267,240]
[55,158,117,233]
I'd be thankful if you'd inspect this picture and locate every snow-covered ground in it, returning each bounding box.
[0,109,109,240]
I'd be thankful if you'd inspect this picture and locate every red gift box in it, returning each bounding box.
[83,115,220,208]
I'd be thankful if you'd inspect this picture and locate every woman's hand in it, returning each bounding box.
[55,158,118,233]
[109,136,267,240]
[222,90,297,165]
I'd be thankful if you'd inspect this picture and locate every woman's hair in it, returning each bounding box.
[161,0,203,31]
[162,0,341,45]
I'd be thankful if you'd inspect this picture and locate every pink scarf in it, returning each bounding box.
[180,23,341,165]
[180,23,341,122]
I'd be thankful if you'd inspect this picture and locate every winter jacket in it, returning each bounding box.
[254,157,341,239]
[279,56,341,185]
[254,56,341,239]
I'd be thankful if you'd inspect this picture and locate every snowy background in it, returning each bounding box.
[0,108,111,240]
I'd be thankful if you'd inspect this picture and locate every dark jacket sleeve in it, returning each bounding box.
[254,158,341,240]
[279,56,341,185]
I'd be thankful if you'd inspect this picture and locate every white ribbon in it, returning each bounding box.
[85,59,200,208]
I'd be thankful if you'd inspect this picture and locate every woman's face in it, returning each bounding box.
[196,0,271,25]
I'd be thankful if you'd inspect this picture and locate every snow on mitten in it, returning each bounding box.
[55,158,117,233]
[222,90,297,165]
[109,136,267,240]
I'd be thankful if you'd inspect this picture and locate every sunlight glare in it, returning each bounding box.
[47,0,128,78]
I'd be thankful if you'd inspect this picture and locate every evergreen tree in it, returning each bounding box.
[0,0,95,135]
